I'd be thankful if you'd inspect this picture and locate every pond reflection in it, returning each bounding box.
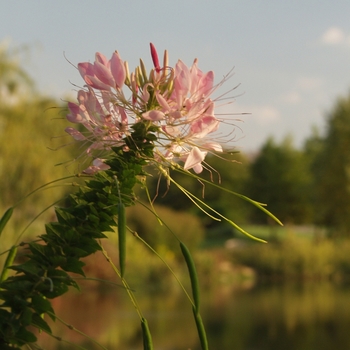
[35,281,350,350]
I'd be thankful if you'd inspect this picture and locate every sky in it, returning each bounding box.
[1,0,350,153]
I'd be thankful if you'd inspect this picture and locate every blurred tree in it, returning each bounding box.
[246,136,313,225]
[312,93,350,236]
[0,43,80,233]
[0,41,34,103]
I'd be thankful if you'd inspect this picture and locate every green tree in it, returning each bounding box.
[246,136,313,225]
[312,93,350,236]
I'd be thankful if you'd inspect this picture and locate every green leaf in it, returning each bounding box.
[0,207,13,238]
[14,326,37,344]
[31,294,54,316]
[19,307,33,327]
[31,313,52,334]
[61,258,86,276]
[10,260,41,277]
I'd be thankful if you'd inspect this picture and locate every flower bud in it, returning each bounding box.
[139,58,148,83]
[150,43,161,73]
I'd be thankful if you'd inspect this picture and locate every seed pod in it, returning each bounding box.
[192,306,209,350]
[180,242,200,312]
[141,317,153,350]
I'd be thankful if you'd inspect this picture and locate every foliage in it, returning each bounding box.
[246,136,314,225]
[311,93,350,236]
[232,234,350,280]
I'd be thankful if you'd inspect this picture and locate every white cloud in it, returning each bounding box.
[320,26,350,46]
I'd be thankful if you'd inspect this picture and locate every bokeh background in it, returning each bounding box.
[1,2,350,349]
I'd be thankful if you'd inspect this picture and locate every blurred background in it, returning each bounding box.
[1,1,350,349]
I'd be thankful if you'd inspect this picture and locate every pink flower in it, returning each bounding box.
[66,44,234,175]
[66,87,127,153]
[78,52,126,91]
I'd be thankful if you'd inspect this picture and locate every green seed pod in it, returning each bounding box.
[141,317,153,350]
[118,202,126,278]
[0,207,13,238]
[0,245,17,282]
[192,306,209,350]
[180,242,200,312]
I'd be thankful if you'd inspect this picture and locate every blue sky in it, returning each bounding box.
[1,0,350,152]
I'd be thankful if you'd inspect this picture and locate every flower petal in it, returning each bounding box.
[110,52,126,89]
[142,110,165,121]
[184,146,207,171]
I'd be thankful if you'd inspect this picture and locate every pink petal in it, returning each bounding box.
[110,52,126,89]
[162,125,180,137]
[94,60,115,87]
[196,71,214,98]
[156,92,171,112]
[95,52,109,66]
[65,127,86,141]
[190,116,220,138]
[174,60,190,105]
[142,110,165,121]
[84,74,111,91]
[184,146,207,171]
[67,102,84,123]
[78,62,95,80]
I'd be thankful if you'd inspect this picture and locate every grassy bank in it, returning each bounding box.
[230,230,350,281]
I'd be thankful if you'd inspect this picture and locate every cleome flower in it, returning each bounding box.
[66,43,237,174]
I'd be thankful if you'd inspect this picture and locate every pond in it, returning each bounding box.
[35,281,350,350]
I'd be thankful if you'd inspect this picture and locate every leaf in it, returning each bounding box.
[61,258,86,276]
[19,307,33,327]
[0,207,13,238]
[31,294,54,316]
[14,326,37,344]
[0,246,18,282]
[10,260,41,277]
[31,313,52,334]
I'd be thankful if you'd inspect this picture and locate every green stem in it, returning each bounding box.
[99,244,144,320]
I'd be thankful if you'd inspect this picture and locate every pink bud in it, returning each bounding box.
[150,43,161,73]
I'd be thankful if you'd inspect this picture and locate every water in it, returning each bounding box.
[35,281,350,350]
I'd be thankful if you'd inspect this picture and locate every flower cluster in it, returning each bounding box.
[66,43,232,174]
